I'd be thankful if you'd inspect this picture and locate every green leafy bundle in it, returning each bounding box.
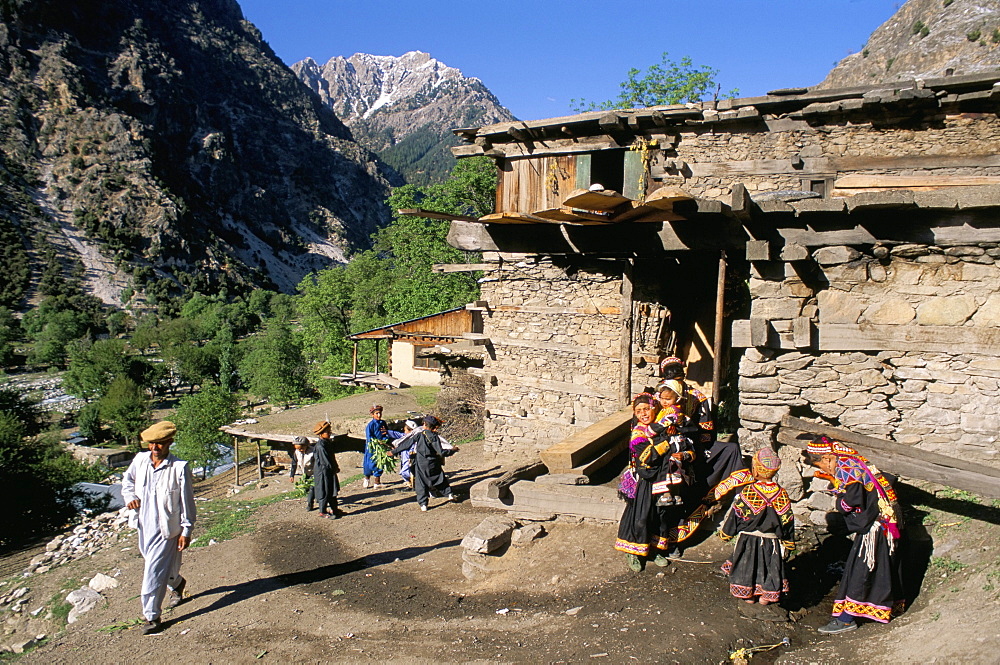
[369,438,397,474]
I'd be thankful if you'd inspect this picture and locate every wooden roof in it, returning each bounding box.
[347,307,474,341]
[451,71,1000,155]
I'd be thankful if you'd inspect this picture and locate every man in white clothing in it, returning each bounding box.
[121,421,196,635]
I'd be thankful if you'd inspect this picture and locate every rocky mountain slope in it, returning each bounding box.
[0,0,397,307]
[819,0,1000,88]
[293,51,514,184]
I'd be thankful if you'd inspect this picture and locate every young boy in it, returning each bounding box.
[718,447,795,605]
[288,435,316,511]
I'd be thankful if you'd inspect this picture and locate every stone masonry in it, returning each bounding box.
[738,243,1000,478]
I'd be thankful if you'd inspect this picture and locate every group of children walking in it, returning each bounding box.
[288,406,456,517]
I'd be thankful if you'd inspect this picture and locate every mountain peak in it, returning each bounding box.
[293,51,514,184]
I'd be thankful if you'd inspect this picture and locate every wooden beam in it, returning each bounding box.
[620,260,634,405]
[778,415,1000,499]
[793,317,813,349]
[539,407,633,471]
[477,212,562,225]
[644,186,695,210]
[712,251,726,404]
[563,188,630,211]
[818,323,1000,355]
[432,263,492,273]
[835,175,1000,189]
[397,208,479,223]
[688,153,1000,178]
[256,439,263,480]
[491,371,619,399]
[486,462,548,499]
[746,239,771,261]
[234,437,240,486]
[491,335,619,359]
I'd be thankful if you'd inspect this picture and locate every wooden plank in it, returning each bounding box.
[570,439,628,477]
[793,317,813,348]
[562,188,630,211]
[623,150,644,201]
[749,318,769,347]
[818,323,1000,354]
[539,407,634,475]
[491,372,619,400]
[778,416,1000,499]
[484,305,623,315]
[712,251,726,404]
[531,207,583,222]
[688,154,1000,178]
[746,239,771,261]
[575,153,592,190]
[397,208,478,222]
[835,175,1000,189]
[620,259,634,405]
[609,203,685,223]
[486,462,548,499]
[643,186,695,210]
[491,335,619,359]
[477,212,561,225]
[505,480,625,521]
[432,263,491,273]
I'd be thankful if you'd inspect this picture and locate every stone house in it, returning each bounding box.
[441,71,1000,493]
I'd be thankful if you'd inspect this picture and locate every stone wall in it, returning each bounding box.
[480,255,625,462]
[668,114,1000,199]
[738,242,1000,487]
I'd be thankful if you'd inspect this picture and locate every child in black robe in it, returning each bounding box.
[719,447,794,605]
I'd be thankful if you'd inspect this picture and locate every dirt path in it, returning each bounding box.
[11,432,1000,663]
[17,441,807,664]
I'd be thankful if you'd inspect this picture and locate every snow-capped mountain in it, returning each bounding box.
[294,51,515,184]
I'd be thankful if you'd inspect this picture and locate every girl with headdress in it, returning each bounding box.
[718,447,795,605]
[803,436,905,634]
[364,404,388,489]
[614,393,681,571]
[395,415,454,511]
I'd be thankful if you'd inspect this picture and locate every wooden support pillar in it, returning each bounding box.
[256,439,263,480]
[712,251,727,405]
[234,436,240,486]
[374,339,380,374]
[352,341,358,377]
[619,259,634,405]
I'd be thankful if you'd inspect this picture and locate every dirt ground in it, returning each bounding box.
[5,395,1000,663]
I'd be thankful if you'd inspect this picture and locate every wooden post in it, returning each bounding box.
[619,259,634,405]
[712,251,727,405]
[234,437,240,487]
[351,341,358,377]
[256,439,263,480]
[374,339,380,374]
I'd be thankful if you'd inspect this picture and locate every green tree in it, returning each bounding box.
[98,377,149,448]
[571,52,736,111]
[239,319,308,406]
[0,400,106,548]
[0,307,21,367]
[64,338,159,400]
[0,387,44,435]
[173,385,242,479]
[295,157,496,393]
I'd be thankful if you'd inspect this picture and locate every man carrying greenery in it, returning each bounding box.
[122,421,196,635]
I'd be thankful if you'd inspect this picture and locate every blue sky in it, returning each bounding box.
[238,0,902,122]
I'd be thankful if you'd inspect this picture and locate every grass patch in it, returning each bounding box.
[191,490,296,547]
[929,556,968,574]
[408,386,439,409]
[48,591,73,625]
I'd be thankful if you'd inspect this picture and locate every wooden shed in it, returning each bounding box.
[344,307,483,387]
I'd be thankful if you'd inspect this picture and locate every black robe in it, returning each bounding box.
[312,436,340,513]
[831,474,905,623]
[719,481,794,602]
[408,429,451,506]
